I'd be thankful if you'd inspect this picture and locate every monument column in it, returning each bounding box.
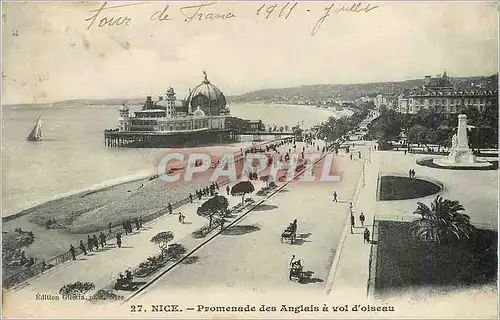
[456,114,469,150]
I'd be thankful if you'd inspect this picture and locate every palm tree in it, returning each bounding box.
[410,195,476,244]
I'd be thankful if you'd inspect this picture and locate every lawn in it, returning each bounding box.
[374,221,497,297]
[378,175,441,201]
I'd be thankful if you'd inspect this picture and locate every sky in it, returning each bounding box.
[2,1,498,104]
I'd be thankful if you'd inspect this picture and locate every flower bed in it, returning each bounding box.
[134,255,169,278]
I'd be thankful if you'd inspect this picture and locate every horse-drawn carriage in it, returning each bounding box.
[281,220,297,244]
[289,261,304,282]
[114,271,139,291]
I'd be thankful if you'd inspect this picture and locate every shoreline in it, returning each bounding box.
[2,173,152,223]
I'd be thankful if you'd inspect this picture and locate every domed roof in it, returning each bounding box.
[193,106,206,117]
[188,71,227,114]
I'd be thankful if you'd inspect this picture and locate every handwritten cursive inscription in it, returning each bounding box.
[311,2,379,36]
[84,2,380,35]
[150,5,173,22]
[85,2,133,30]
[180,2,236,23]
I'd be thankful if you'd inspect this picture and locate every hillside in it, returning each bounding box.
[228,74,498,104]
[4,74,497,108]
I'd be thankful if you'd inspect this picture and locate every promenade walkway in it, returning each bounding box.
[326,140,379,300]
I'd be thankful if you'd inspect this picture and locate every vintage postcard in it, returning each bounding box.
[1,1,498,318]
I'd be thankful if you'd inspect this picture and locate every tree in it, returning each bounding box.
[166,243,187,260]
[59,281,95,297]
[407,125,428,146]
[150,231,174,257]
[279,126,284,133]
[410,195,476,244]
[231,180,255,205]
[197,195,229,229]
[284,125,290,132]
[292,125,303,141]
[425,129,438,148]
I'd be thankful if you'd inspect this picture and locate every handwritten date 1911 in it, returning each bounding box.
[256,2,298,20]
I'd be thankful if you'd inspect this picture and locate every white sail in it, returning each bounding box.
[26,117,42,141]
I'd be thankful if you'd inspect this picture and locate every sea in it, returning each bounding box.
[2,103,350,218]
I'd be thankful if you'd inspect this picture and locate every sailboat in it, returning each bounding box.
[26,116,42,141]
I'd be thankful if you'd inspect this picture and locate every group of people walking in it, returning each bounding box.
[123,218,142,235]
[70,216,146,260]
[347,202,371,243]
[193,182,219,201]
[72,231,109,260]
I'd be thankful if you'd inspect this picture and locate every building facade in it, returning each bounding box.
[117,71,231,134]
[397,72,498,114]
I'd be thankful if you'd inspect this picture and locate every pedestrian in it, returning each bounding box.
[404,149,407,155]
[332,191,338,202]
[198,190,202,200]
[135,218,140,231]
[215,181,219,190]
[289,254,296,266]
[99,232,107,247]
[408,169,412,178]
[358,151,361,159]
[69,244,76,260]
[359,212,365,227]
[123,222,128,235]
[108,222,112,234]
[350,213,355,228]
[363,228,371,244]
[139,217,143,228]
[79,240,87,255]
[350,153,353,161]
[168,202,173,215]
[116,233,122,248]
[178,213,183,224]
[87,235,93,252]
[189,193,193,203]
[93,234,99,250]
[127,220,133,233]
[412,169,416,178]
[349,202,353,213]
[226,185,230,195]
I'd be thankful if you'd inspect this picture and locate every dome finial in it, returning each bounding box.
[202,70,210,84]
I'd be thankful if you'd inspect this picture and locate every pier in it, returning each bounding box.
[104,129,237,148]
[104,129,295,148]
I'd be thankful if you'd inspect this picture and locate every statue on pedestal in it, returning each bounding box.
[451,133,458,149]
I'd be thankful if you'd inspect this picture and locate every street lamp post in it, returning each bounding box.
[362,163,366,187]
